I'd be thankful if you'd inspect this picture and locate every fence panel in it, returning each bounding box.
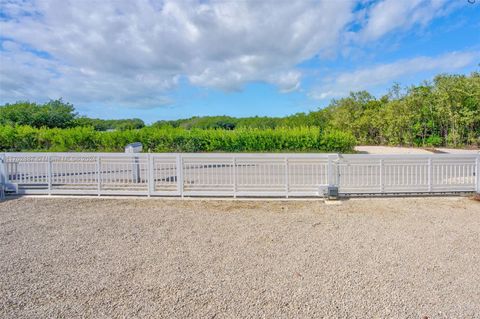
[97,155,148,194]
[5,154,49,193]
[151,155,179,196]
[286,156,331,196]
[3,152,479,197]
[182,155,235,196]
[338,154,478,194]
[51,155,98,192]
[430,156,476,192]
[234,155,287,197]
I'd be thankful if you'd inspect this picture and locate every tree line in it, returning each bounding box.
[154,72,480,147]
[0,99,145,131]
[0,71,479,150]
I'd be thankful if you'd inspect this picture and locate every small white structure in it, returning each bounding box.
[125,143,142,183]
[125,142,143,153]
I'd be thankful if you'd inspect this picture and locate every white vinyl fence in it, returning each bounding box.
[1,152,479,198]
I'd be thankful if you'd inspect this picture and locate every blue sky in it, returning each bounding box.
[0,0,479,123]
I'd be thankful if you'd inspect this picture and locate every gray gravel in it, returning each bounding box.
[1,196,479,318]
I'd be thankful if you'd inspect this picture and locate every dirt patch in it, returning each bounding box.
[1,197,479,318]
[434,148,479,154]
[355,145,479,155]
[354,145,433,154]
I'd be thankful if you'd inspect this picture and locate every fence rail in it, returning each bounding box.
[1,152,479,198]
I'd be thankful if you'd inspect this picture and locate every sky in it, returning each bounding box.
[0,0,479,123]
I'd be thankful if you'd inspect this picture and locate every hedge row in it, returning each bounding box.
[0,125,356,153]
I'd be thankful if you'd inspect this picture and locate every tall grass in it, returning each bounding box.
[0,125,356,153]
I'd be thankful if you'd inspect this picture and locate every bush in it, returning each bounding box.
[319,130,357,153]
[425,135,443,147]
[0,125,357,153]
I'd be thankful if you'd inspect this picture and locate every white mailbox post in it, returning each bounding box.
[125,143,142,183]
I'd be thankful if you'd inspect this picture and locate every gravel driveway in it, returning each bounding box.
[1,197,479,318]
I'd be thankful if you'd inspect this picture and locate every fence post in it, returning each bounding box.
[428,157,432,192]
[0,153,5,200]
[177,154,184,198]
[379,159,384,193]
[96,155,101,196]
[284,157,289,198]
[133,155,140,183]
[327,155,334,186]
[232,156,237,198]
[147,153,154,197]
[476,155,480,194]
[47,155,52,195]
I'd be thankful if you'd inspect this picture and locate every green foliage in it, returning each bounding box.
[320,72,480,147]
[151,72,480,148]
[0,99,77,128]
[74,117,145,131]
[425,135,443,147]
[2,71,478,150]
[0,100,144,131]
[320,130,357,153]
[152,113,325,130]
[0,125,356,153]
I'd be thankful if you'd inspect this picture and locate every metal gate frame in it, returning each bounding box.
[1,152,479,198]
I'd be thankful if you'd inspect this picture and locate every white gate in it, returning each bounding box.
[1,152,479,198]
[337,154,479,194]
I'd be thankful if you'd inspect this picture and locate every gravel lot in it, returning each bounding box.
[1,196,480,318]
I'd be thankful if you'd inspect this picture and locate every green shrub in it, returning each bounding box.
[319,130,357,153]
[0,125,356,153]
[425,135,443,147]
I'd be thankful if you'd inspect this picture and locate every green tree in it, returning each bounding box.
[0,99,76,128]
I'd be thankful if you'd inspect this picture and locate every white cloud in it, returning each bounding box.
[358,0,455,41]
[0,39,178,108]
[0,0,355,108]
[0,0,467,109]
[310,51,480,100]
